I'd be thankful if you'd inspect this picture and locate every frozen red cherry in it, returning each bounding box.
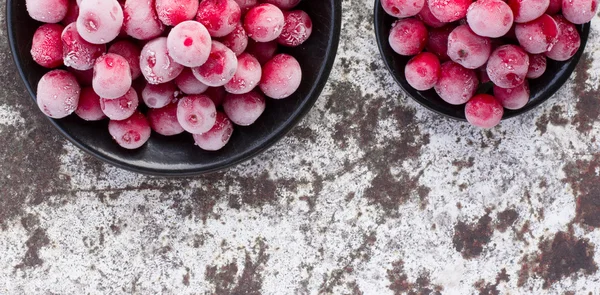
[277,10,313,47]
[167,21,212,67]
[426,25,453,61]
[140,37,185,84]
[563,0,598,24]
[108,40,142,80]
[447,25,491,69]
[75,87,105,121]
[546,15,581,61]
[434,61,479,105]
[191,41,238,87]
[108,111,151,149]
[193,112,234,151]
[205,87,226,106]
[508,0,550,23]
[177,94,217,134]
[100,87,139,120]
[123,0,164,40]
[92,53,132,99]
[547,0,562,14]
[26,0,68,23]
[389,18,428,56]
[465,94,504,128]
[61,0,79,25]
[244,3,285,42]
[466,0,514,38]
[223,91,266,126]
[31,24,64,68]
[76,0,123,44]
[147,103,185,136]
[515,14,559,54]
[527,54,547,78]
[225,53,262,94]
[418,1,446,28]
[404,52,441,91]
[175,68,209,95]
[142,82,177,108]
[382,0,425,18]
[219,22,249,55]
[61,23,106,71]
[486,45,529,88]
[196,0,242,37]
[234,0,259,13]
[155,0,199,26]
[246,40,278,64]
[494,81,530,110]
[36,69,80,118]
[260,53,302,99]
[262,0,301,9]
[428,0,472,22]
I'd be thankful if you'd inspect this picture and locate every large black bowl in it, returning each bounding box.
[374,0,589,121]
[7,0,341,176]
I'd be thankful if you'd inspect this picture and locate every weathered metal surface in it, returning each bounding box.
[2,1,600,294]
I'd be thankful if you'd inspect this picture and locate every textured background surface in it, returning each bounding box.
[2,0,600,294]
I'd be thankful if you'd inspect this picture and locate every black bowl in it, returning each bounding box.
[374,0,589,121]
[7,0,341,176]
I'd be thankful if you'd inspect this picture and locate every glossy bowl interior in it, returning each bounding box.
[7,0,341,176]
[374,0,589,121]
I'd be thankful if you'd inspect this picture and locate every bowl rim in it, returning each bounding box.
[373,0,590,122]
[6,0,342,177]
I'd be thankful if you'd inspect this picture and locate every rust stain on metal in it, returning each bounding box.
[452,157,475,172]
[14,228,50,270]
[387,259,443,295]
[496,209,518,233]
[325,81,432,215]
[519,231,597,288]
[205,239,269,295]
[319,232,377,294]
[563,156,600,228]
[572,53,600,134]
[474,268,510,295]
[182,268,190,286]
[536,105,570,134]
[453,211,494,259]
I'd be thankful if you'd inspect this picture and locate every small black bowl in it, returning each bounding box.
[7,0,341,176]
[374,0,590,121]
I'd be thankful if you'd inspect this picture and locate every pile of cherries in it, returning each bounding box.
[383,0,595,128]
[27,0,312,150]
